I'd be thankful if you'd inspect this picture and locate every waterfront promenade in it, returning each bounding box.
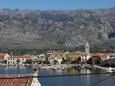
[40,64,91,70]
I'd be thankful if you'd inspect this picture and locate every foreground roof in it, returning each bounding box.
[0,74,33,86]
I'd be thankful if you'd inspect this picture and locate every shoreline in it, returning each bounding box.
[0,64,115,73]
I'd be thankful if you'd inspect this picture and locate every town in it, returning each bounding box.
[0,42,115,72]
[0,42,115,86]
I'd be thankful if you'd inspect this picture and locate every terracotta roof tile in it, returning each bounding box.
[9,56,32,59]
[0,53,8,57]
[0,74,33,86]
[92,53,110,56]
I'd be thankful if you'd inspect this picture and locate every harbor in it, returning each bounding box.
[38,66,115,86]
[0,62,115,86]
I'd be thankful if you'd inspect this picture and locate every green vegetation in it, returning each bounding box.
[37,60,43,64]
[53,59,58,65]
[61,58,66,64]
[43,58,50,64]
[87,58,93,65]
[25,59,32,64]
[16,59,20,64]
[87,56,101,65]
[3,60,7,64]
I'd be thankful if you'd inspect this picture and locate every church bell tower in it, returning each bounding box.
[85,42,89,54]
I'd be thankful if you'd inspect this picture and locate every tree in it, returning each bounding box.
[94,56,101,65]
[17,59,20,64]
[87,56,101,65]
[25,59,32,64]
[53,59,58,65]
[37,60,43,64]
[87,58,92,65]
[3,60,7,64]
[43,58,50,64]
[61,58,66,64]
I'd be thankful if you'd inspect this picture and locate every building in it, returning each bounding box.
[80,53,113,64]
[0,74,41,86]
[5,56,32,64]
[80,53,91,62]
[92,53,111,61]
[38,54,46,61]
[46,50,66,64]
[47,50,55,57]
[0,53,9,63]
[67,52,81,63]
[31,55,39,63]
[80,42,90,63]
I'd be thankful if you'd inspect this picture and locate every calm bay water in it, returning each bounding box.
[38,68,115,86]
[0,66,115,86]
[0,66,33,74]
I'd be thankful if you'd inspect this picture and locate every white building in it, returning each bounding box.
[48,56,63,64]
[55,57,62,64]
[81,53,91,62]
[5,56,32,64]
[101,56,111,61]
[0,53,10,63]
[38,54,46,61]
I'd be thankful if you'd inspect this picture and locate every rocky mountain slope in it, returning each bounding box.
[0,8,115,51]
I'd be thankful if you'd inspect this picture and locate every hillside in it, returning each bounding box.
[0,8,115,51]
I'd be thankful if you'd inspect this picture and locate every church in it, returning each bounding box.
[80,42,91,62]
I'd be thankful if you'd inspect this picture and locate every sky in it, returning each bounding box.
[0,0,115,10]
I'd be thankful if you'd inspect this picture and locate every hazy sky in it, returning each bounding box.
[0,0,115,10]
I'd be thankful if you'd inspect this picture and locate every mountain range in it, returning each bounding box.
[0,7,115,52]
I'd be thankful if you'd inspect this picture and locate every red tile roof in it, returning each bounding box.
[92,53,110,57]
[9,56,32,59]
[0,74,33,86]
[82,53,89,56]
[0,53,8,57]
